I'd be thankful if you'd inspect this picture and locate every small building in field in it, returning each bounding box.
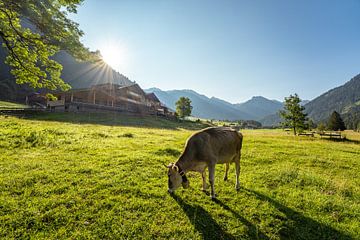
[46,83,174,117]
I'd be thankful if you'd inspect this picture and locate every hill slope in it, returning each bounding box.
[54,51,133,89]
[304,74,360,128]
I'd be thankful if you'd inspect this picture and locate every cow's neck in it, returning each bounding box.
[176,155,192,173]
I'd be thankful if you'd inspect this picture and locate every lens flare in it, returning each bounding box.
[99,40,128,72]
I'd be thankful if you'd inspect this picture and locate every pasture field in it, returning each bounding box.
[0,113,359,239]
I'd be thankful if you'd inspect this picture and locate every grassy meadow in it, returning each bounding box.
[0,112,359,239]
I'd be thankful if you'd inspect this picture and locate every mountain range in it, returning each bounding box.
[256,75,360,128]
[305,74,360,129]
[146,74,360,129]
[145,88,284,122]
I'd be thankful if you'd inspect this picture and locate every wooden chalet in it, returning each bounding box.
[47,83,174,117]
[144,92,174,116]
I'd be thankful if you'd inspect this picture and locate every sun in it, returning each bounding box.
[99,41,128,72]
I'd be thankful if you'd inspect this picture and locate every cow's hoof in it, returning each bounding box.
[210,194,217,200]
[223,176,228,181]
[236,186,240,191]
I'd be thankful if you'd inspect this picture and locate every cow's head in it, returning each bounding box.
[166,163,189,193]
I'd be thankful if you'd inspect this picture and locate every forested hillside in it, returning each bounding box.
[304,74,360,129]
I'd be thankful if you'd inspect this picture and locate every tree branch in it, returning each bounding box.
[0,8,41,46]
[0,30,42,81]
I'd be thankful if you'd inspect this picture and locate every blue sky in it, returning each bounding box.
[70,0,360,103]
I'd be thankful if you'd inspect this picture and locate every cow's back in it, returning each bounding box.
[185,127,242,164]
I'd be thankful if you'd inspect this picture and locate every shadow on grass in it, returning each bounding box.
[242,188,352,240]
[171,193,236,240]
[5,111,210,130]
[212,198,270,239]
[321,137,360,144]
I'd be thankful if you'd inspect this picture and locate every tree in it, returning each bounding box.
[317,122,326,132]
[0,0,95,91]
[175,97,193,118]
[328,111,346,131]
[279,93,308,135]
[307,119,316,130]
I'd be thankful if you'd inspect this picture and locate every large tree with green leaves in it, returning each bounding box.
[175,97,193,118]
[0,0,94,91]
[328,111,346,131]
[279,93,308,135]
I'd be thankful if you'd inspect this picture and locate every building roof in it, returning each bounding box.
[145,92,161,103]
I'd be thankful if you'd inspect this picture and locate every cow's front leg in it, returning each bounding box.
[201,171,207,191]
[223,163,229,181]
[208,164,216,199]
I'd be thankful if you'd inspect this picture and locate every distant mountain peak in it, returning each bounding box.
[145,87,162,92]
[182,89,197,93]
[251,96,267,100]
[233,95,283,121]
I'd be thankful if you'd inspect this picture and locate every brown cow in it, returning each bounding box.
[167,127,243,199]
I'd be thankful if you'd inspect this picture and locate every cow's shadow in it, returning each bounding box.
[170,193,236,240]
[240,188,352,239]
[172,189,353,240]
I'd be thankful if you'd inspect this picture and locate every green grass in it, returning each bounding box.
[0,113,359,239]
[0,101,29,110]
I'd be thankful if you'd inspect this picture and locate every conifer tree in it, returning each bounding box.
[328,111,346,131]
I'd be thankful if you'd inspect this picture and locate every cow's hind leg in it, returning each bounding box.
[223,163,229,181]
[234,152,241,191]
[208,163,216,199]
[201,170,208,191]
